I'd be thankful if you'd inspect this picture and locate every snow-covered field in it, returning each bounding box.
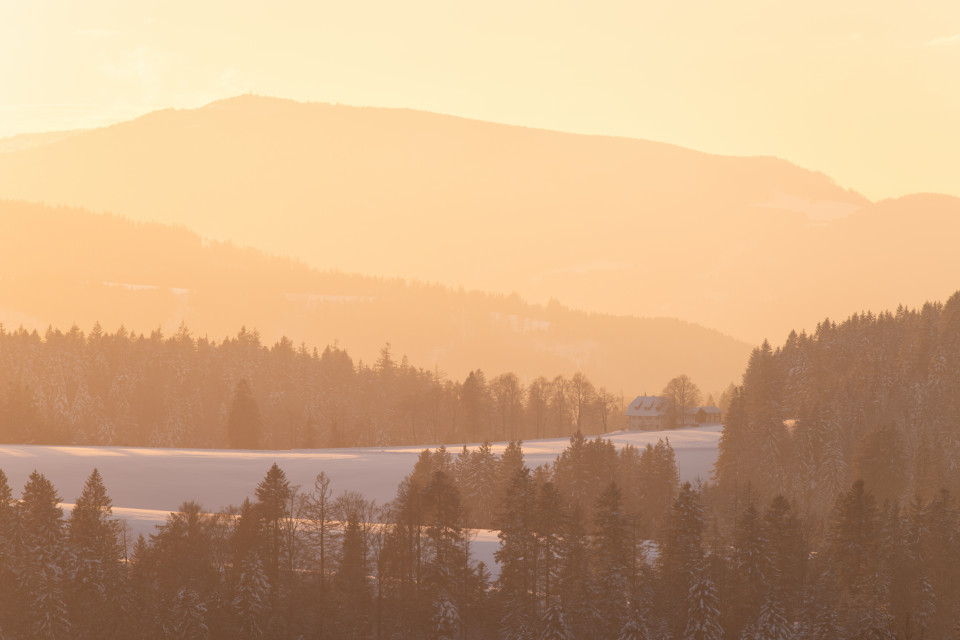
[0,425,721,563]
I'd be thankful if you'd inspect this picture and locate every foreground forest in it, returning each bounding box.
[0,323,638,448]
[3,430,958,639]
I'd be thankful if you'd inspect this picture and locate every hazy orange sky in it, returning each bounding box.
[2,1,958,201]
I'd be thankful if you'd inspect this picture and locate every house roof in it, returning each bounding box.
[695,406,722,414]
[625,395,665,417]
[625,396,722,417]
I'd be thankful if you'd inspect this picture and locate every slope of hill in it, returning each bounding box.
[0,200,749,394]
[715,290,960,519]
[0,95,899,342]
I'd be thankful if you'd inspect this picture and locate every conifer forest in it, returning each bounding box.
[5,294,960,638]
[0,324,625,449]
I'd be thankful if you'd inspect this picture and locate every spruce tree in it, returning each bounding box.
[538,601,573,640]
[0,470,16,635]
[254,463,292,582]
[828,480,885,636]
[682,565,723,640]
[731,500,767,633]
[557,505,596,638]
[496,467,537,640]
[163,587,209,640]
[659,482,705,636]
[66,468,125,639]
[233,552,269,640]
[592,481,631,637]
[16,471,71,640]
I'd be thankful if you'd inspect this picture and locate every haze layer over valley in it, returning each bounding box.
[4,96,959,343]
[0,200,749,394]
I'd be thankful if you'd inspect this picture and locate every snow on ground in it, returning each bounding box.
[0,424,721,563]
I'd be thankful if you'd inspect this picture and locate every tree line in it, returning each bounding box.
[0,323,628,449]
[4,431,957,639]
[0,432,680,639]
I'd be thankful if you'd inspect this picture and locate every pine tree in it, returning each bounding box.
[431,589,461,640]
[0,470,16,633]
[592,481,631,637]
[761,494,804,609]
[683,566,723,640]
[66,468,125,639]
[828,480,885,636]
[659,482,705,636]
[538,601,573,640]
[496,467,537,640]
[422,470,466,597]
[744,596,790,640]
[164,587,209,640]
[233,553,270,640]
[557,505,594,638]
[16,471,71,640]
[732,500,768,630]
[617,612,649,640]
[334,495,373,639]
[465,441,498,527]
[254,463,292,582]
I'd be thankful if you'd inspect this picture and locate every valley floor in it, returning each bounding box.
[0,424,721,554]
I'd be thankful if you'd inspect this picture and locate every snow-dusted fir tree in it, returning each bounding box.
[254,462,292,582]
[558,505,596,638]
[466,441,499,527]
[0,470,17,638]
[741,596,790,640]
[617,610,650,640]
[591,481,631,637]
[164,587,209,640]
[683,566,722,640]
[66,468,125,639]
[496,467,537,640]
[16,471,70,640]
[538,600,573,640]
[233,553,270,640]
[431,588,461,640]
[659,482,705,634]
[731,501,769,631]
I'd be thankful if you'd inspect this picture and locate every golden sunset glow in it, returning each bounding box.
[2,0,959,200]
[4,3,960,637]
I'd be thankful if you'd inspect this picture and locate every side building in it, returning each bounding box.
[625,395,722,431]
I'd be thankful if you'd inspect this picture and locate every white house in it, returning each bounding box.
[625,395,722,430]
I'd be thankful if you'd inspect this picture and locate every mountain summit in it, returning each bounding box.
[1,95,957,341]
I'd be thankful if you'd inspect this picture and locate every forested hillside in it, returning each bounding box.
[0,199,749,395]
[716,291,960,519]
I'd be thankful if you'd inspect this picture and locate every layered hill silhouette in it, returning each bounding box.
[1,95,958,342]
[0,200,750,395]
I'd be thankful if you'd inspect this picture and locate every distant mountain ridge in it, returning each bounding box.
[2,94,939,343]
[0,200,750,394]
